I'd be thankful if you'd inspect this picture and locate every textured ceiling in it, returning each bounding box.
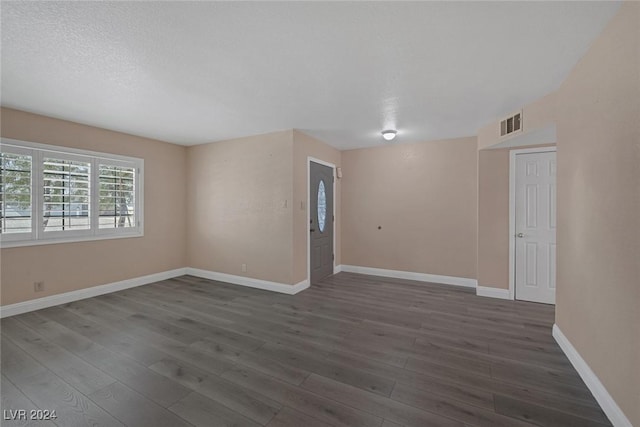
[1,1,620,149]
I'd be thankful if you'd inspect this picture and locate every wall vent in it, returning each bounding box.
[500,111,523,138]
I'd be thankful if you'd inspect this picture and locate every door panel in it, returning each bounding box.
[310,162,334,284]
[515,151,556,304]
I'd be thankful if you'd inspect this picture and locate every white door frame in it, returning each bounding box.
[508,146,557,300]
[307,157,337,285]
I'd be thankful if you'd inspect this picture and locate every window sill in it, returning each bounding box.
[0,231,144,249]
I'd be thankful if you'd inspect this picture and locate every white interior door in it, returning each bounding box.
[515,151,557,304]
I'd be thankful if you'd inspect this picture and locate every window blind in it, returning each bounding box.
[99,163,136,229]
[42,157,91,232]
[0,152,32,234]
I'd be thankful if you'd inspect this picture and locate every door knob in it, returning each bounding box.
[517,233,524,238]
[310,228,315,233]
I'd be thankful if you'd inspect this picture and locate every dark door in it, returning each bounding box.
[310,161,334,284]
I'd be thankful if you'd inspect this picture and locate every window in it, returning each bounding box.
[0,138,143,247]
[1,147,33,241]
[42,155,91,235]
[99,163,136,230]
[317,179,326,233]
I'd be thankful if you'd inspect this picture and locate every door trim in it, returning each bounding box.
[307,157,336,285]
[509,146,557,301]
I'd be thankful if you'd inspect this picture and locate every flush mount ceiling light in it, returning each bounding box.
[381,130,397,141]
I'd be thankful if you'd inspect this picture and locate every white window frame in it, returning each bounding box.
[0,145,36,243]
[95,157,141,237]
[1,138,144,248]
[39,150,94,241]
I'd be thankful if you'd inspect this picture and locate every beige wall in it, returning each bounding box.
[186,129,341,286]
[0,108,188,305]
[186,131,295,285]
[555,2,639,424]
[292,130,342,284]
[341,137,478,279]
[477,92,557,150]
[477,148,510,289]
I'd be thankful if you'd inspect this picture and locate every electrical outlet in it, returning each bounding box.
[34,281,45,292]
[241,263,247,273]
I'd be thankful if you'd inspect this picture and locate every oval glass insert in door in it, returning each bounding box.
[317,180,326,232]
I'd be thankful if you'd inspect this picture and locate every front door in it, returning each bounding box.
[310,161,334,284]
[515,150,557,304]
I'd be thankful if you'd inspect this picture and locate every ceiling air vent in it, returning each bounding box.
[500,111,522,138]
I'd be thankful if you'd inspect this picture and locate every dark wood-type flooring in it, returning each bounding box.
[1,273,611,427]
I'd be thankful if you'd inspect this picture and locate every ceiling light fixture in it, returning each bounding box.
[381,130,397,141]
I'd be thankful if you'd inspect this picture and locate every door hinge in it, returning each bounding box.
[332,253,334,261]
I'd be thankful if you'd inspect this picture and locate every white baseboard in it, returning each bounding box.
[339,265,477,288]
[0,266,309,318]
[186,267,309,295]
[0,268,187,319]
[553,324,631,427]
[334,264,342,274]
[476,285,512,300]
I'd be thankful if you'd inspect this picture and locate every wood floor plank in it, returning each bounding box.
[1,336,49,383]
[256,342,396,397]
[150,358,281,425]
[490,358,585,389]
[2,318,116,395]
[106,292,267,350]
[190,337,317,386]
[301,373,463,427]
[17,371,124,427]
[119,285,236,327]
[1,339,124,427]
[236,350,311,385]
[390,381,534,427]
[325,350,495,410]
[222,365,384,427]
[0,375,55,427]
[80,348,191,408]
[92,296,203,345]
[189,339,244,360]
[169,391,261,427]
[492,388,609,424]
[494,394,611,427]
[266,406,334,427]
[413,335,489,354]
[488,341,573,370]
[16,311,102,356]
[1,272,611,427]
[147,338,237,375]
[411,333,567,374]
[39,306,171,366]
[88,381,191,427]
[404,356,493,386]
